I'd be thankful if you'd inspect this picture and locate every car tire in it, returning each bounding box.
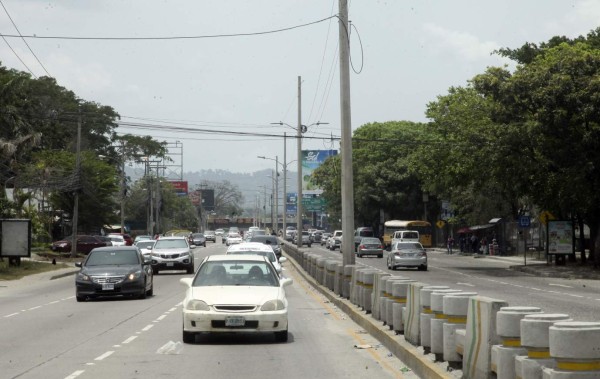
[357,253,361,258]
[419,265,428,271]
[183,330,196,344]
[308,244,311,248]
[139,284,147,299]
[203,242,206,247]
[274,329,288,343]
[154,269,159,275]
[147,284,153,297]
[378,255,383,258]
[187,266,194,274]
[76,295,85,302]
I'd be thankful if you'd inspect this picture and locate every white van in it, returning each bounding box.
[391,230,420,245]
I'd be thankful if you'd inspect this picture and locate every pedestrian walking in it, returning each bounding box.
[447,236,454,254]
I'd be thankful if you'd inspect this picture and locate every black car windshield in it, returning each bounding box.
[193,261,278,287]
[154,239,187,249]
[85,250,140,266]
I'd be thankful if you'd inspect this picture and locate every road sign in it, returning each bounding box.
[518,215,531,228]
[539,211,555,225]
[436,220,446,229]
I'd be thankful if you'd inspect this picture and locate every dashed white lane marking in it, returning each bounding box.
[64,369,85,379]
[122,336,137,344]
[457,282,475,287]
[28,306,42,311]
[94,351,114,361]
[142,324,154,331]
[567,294,584,298]
[4,312,19,318]
[155,314,167,322]
[169,307,177,312]
[549,283,573,288]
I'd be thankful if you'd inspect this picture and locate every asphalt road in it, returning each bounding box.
[308,243,600,322]
[1,241,419,379]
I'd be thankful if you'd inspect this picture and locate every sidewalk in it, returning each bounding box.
[432,248,600,280]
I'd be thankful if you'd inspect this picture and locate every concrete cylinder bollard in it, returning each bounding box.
[316,257,327,285]
[309,254,317,278]
[442,292,478,363]
[379,276,394,323]
[391,280,416,334]
[492,306,543,379]
[385,278,413,329]
[542,321,600,378]
[325,260,337,290]
[333,263,344,296]
[420,286,450,349]
[430,289,463,359]
[353,269,364,306]
[372,272,391,320]
[302,251,310,271]
[362,270,377,313]
[515,313,571,379]
[342,265,355,299]
[350,266,363,305]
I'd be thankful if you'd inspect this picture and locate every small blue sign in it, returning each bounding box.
[519,215,531,228]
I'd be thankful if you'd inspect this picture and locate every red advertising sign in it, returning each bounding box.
[169,180,188,195]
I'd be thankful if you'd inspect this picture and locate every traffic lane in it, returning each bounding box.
[304,246,600,321]
[0,262,193,379]
[57,257,415,379]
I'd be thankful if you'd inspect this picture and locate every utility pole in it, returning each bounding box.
[296,75,303,243]
[70,110,82,258]
[120,141,126,234]
[339,0,355,266]
[275,156,279,235]
[282,133,287,235]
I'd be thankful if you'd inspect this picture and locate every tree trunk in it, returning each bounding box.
[578,216,586,264]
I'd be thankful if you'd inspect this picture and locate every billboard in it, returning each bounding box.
[168,180,188,196]
[301,150,337,191]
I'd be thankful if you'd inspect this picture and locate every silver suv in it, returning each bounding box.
[151,237,195,274]
[327,230,343,251]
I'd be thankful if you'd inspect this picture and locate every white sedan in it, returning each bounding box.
[225,232,243,246]
[181,255,292,343]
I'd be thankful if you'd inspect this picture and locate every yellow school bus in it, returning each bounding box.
[383,220,432,248]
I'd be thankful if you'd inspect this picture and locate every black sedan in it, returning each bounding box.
[75,246,153,302]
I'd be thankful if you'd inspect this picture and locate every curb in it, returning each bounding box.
[50,269,79,280]
[284,251,452,379]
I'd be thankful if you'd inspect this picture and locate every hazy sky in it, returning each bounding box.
[2,1,599,174]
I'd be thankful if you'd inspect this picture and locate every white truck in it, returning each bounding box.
[390,230,420,246]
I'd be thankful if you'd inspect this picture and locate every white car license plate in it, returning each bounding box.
[166,262,174,267]
[225,316,245,327]
[102,283,114,291]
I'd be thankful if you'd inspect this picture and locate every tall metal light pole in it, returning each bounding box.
[296,76,303,244]
[70,109,82,258]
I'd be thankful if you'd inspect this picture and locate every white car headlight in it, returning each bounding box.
[128,270,142,281]
[181,251,190,257]
[260,299,285,311]
[185,299,210,311]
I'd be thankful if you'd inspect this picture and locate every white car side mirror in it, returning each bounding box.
[280,278,293,287]
[180,278,193,287]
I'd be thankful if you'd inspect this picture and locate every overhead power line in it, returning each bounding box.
[0,15,338,41]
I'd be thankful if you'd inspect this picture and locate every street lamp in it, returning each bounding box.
[271,120,328,244]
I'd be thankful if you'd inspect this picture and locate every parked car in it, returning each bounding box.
[151,237,195,274]
[204,230,216,242]
[51,235,109,254]
[180,254,293,343]
[327,230,343,251]
[135,240,155,258]
[386,241,427,271]
[190,233,207,247]
[249,235,282,258]
[353,227,375,251]
[356,237,384,258]
[75,246,153,302]
[226,242,287,276]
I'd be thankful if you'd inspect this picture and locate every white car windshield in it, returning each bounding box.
[193,261,278,287]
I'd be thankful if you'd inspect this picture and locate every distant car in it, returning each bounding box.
[284,226,296,242]
[51,235,109,254]
[353,227,375,251]
[108,233,133,246]
[390,230,420,246]
[356,237,384,258]
[180,254,293,343]
[108,235,127,246]
[190,233,207,247]
[135,240,156,258]
[204,230,216,242]
[94,235,113,246]
[249,235,282,258]
[225,232,243,246]
[320,232,332,246]
[151,237,195,274]
[134,235,152,243]
[226,242,287,275]
[75,246,153,302]
[387,242,427,271]
[327,230,343,251]
[214,229,225,237]
[295,231,312,247]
